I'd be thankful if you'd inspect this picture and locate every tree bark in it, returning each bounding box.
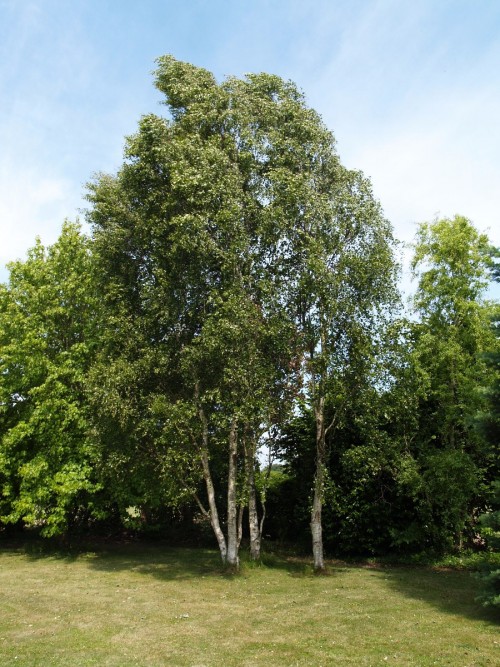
[237,503,244,550]
[198,405,227,563]
[226,417,239,567]
[247,451,261,560]
[311,394,326,571]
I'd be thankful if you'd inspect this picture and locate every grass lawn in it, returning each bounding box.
[0,542,498,666]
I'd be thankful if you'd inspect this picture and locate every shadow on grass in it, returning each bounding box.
[0,536,316,581]
[364,564,499,626]
[86,543,321,580]
[3,536,496,625]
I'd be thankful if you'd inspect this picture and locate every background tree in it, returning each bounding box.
[480,252,500,482]
[273,218,499,558]
[474,255,500,606]
[400,215,498,550]
[475,480,500,608]
[273,320,413,556]
[0,222,101,536]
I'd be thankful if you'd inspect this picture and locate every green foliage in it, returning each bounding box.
[275,403,402,555]
[86,55,399,563]
[405,216,498,550]
[0,222,101,536]
[475,481,500,607]
[86,58,327,560]
[480,293,500,486]
[274,217,498,556]
[1,55,497,572]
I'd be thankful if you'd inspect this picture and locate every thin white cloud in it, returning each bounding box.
[1,0,499,291]
[297,0,500,248]
[0,165,84,271]
[353,79,500,241]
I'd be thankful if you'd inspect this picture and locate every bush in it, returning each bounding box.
[475,481,500,608]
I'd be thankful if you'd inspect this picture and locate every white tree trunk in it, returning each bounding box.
[247,455,261,560]
[311,474,324,571]
[199,406,227,563]
[237,503,244,549]
[226,418,239,568]
[311,395,326,571]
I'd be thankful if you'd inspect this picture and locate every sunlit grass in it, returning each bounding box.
[0,542,498,666]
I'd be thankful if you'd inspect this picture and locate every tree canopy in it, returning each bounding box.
[0,59,498,576]
[0,222,101,536]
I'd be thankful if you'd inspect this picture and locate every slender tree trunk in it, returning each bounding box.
[256,436,277,558]
[311,394,326,571]
[258,502,267,553]
[226,417,239,567]
[247,451,261,560]
[198,405,227,563]
[243,426,262,561]
[237,503,244,549]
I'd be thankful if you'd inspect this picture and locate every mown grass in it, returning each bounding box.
[0,541,498,666]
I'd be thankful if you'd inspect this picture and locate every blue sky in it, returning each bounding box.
[1,0,499,289]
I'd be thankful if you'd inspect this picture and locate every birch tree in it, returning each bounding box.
[291,171,398,569]
[87,58,299,565]
[86,56,398,568]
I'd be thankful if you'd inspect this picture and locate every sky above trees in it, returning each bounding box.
[1,0,499,284]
